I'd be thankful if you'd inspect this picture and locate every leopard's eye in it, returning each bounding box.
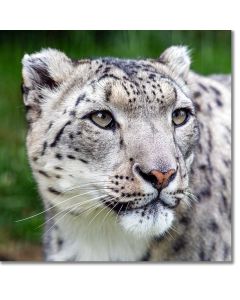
[90,111,114,129]
[172,108,189,126]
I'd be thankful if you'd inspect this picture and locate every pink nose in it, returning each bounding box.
[150,169,176,189]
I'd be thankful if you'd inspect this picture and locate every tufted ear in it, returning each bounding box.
[22,48,74,105]
[159,46,191,80]
[22,48,74,124]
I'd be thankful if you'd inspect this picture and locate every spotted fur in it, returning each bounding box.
[22,46,231,261]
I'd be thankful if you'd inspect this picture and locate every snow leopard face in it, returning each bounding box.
[22,46,199,239]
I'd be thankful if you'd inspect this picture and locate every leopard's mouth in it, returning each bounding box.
[104,194,180,214]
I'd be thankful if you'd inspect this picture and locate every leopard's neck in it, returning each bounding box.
[44,207,150,261]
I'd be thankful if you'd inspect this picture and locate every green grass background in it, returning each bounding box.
[0,30,231,260]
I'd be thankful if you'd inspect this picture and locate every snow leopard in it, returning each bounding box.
[21,46,231,261]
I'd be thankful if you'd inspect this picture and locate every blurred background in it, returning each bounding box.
[0,30,231,261]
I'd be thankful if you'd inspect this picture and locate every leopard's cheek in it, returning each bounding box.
[174,118,199,161]
[58,119,122,169]
[75,133,123,172]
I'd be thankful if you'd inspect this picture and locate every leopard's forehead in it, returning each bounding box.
[70,57,179,116]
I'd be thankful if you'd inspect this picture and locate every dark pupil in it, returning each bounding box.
[175,110,184,117]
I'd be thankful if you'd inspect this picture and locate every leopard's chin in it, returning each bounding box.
[118,201,174,238]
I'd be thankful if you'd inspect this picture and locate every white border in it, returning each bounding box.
[0,263,239,299]
[0,1,239,300]
[0,0,237,29]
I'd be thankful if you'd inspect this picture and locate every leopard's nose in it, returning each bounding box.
[136,166,177,190]
[150,169,176,189]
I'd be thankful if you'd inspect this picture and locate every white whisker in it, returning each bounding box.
[115,204,124,224]
[87,204,109,227]
[170,225,180,235]
[100,199,120,228]
[36,194,109,229]
[44,196,108,235]
[15,188,109,222]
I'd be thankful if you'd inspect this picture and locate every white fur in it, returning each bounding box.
[159,46,191,80]
[48,209,150,261]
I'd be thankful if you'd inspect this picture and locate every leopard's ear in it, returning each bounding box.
[22,49,74,124]
[22,48,74,105]
[159,46,191,80]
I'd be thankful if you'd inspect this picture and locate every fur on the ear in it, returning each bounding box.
[159,46,191,80]
[21,48,74,124]
[22,48,73,92]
